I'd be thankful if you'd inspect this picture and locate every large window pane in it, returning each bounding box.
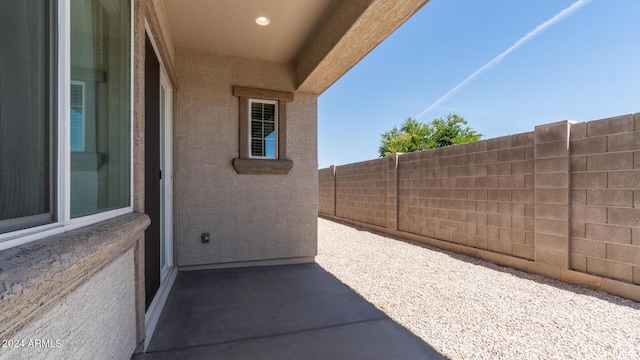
[0,0,55,233]
[70,0,131,218]
[250,101,277,159]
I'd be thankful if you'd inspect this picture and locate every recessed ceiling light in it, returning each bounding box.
[255,16,270,26]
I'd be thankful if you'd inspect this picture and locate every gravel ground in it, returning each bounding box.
[316,218,640,360]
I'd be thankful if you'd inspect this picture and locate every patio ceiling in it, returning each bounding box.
[162,0,431,93]
[163,0,337,64]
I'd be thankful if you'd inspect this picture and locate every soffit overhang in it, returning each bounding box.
[162,0,430,94]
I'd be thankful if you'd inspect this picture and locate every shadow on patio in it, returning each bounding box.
[133,263,444,359]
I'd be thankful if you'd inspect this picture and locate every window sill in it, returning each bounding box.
[232,158,293,175]
[0,212,150,340]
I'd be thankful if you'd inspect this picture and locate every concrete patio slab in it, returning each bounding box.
[133,263,443,359]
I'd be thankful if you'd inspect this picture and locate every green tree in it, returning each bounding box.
[378,113,482,157]
[431,113,483,148]
[378,118,431,156]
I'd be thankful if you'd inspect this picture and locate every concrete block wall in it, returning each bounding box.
[569,114,640,285]
[534,121,571,268]
[334,158,388,227]
[318,114,640,302]
[318,166,335,216]
[386,154,400,230]
[397,132,535,260]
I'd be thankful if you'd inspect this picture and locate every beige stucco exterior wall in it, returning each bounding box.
[0,249,136,360]
[174,47,318,267]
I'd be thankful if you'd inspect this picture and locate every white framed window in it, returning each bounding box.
[249,99,278,159]
[0,0,134,251]
[231,86,293,174]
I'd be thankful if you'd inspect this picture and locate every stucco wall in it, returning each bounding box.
[174,47,318,267]
[0,249,136,360]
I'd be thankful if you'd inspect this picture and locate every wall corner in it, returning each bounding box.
[386,153,400,231]
[533,121,572,268]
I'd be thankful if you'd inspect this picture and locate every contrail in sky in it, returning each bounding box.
[415,0,591,119]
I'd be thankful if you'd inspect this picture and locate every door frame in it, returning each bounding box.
[159,57,174,282]
[143,22,176,349]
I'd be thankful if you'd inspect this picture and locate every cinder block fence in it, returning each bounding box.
[318,114,640,302]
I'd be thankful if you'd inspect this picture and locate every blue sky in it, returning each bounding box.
[318,0,640,168]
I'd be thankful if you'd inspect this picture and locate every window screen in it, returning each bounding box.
[0,0,56,233]
[250,100,277,159]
